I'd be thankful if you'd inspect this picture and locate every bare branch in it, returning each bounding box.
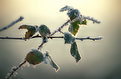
[0,16,24,32]
[6,60,26,79]
[76,36,103,41]
[50,20,70,36]
[83,16,101,24]
[0,37,25,40]
[0,36,103,41]
[38,42,45,50]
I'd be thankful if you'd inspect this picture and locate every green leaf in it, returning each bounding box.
[38,25,51,37]
[38,25,51,43]
[80,19,87,25]
[68,21,80,36]
[70,42,81,62]
[25,49,44,65]
[64,32,75,44]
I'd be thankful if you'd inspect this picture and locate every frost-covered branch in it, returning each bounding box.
[76,36,102,41]
[0,16,24,32]
[83,16,101,24]
[38,42,45,50]
[50,20,70,36]
[60,5,101,24]
[6,60,26,79]
[0,36,103,41]
[0,36,25,40]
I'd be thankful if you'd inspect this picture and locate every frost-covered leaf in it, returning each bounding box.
[64,32,75,44]
[44,52,59,72]
[68,21,80,36]
[67,9,80,20]
[38,25,51,43]
[38,25,51,37]
[25,49,44,65]
[60,5,73,12]
[18,25,37,39]
[70,42,81,62]
[49,59,59,72]
[60,6,80,21]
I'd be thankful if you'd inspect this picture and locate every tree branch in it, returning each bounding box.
[50,20,70,36]
[38,42,46,50]
[0,37,25,40]
[83,16,101,24]
[6,60,26,79]
[0,16,24,32]
[0,36,103,41]
[76,36,103,41]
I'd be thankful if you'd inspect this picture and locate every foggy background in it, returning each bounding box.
[0,0,121,79]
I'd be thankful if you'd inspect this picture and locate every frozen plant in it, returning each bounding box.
[0,5,102,79]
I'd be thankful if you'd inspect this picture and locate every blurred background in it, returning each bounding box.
[0,0,121,79]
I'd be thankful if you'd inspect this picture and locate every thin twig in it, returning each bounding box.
[50,20,70,36]
[0,37,25,40]
[83,16,101,24]
[76,36,103,41]
[6,60,26,79]
[0,16,24,32]
[38,42,45,50]
[0,36,103,41]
